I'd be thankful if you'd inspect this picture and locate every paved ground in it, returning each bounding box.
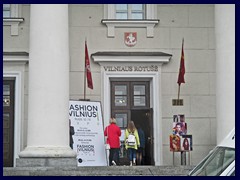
[4,165,195,176]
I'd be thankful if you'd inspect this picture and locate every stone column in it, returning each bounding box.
[215,5,235,144]
[17,4,77,167]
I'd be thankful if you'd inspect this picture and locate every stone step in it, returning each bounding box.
[4,166,195,176]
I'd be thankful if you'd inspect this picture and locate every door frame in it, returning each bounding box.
[3,72,23,167]
[101,68,163,165]
[111,80,152,165]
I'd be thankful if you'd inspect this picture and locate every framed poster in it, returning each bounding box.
[173,115,179,122]
[69,100,107,166]
[181,135,193,151]
[173,114,185,122]
[179,114,185,122]
[172,122,187,136]
[170,135,181,152]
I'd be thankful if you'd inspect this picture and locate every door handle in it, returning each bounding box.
[148,136,153,144]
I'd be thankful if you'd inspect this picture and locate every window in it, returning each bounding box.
[133,85,146,106]
[102,4,159,38]
[3,4,11,18]
[3,4,20,18]
[115,4,145,19]
[3,4,24,36]
[114,85,128,106]
[3,85,11,106]
[111,81,150,111]
[115,113,128,129]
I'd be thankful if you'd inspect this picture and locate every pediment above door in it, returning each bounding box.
[91,51,172,66]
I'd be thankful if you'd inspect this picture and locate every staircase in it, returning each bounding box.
[4,166,195,176]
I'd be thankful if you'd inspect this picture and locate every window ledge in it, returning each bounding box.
[3,51,29,64]
[101,19,159,38]
[3,18,24,36]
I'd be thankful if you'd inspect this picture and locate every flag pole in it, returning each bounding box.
[84,38,87,100]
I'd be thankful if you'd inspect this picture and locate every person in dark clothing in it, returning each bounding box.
[136,124,145,165]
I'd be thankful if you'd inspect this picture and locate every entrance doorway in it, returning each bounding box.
[110,79,154,165]
[131,109,154,165]
[3,80,15,167]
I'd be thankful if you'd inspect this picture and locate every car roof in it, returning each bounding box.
[218,128,235,148]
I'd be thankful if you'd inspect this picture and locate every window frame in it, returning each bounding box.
[3,4,20,18]
[3,4,24,36]
[131,82,150,109]
[111,81,131,110]
[102,4,159,38]
[115,4,145,20]
[3,4,11,18]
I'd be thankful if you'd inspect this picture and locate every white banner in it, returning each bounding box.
[69,100,107,166]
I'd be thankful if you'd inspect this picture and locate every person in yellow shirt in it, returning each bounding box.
[125,121,140,166]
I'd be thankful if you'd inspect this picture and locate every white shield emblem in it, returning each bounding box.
[124,32,137,47]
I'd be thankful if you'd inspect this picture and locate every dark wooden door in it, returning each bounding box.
[144,108,154,165]
[3,80,15,167]
[111,80,152,165]
[131,109,154,165]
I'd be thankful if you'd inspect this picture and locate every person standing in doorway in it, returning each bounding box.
[136,124,145,165]
[104,118,121,166]
[125,121,140,166]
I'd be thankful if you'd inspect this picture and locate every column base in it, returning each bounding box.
[17,146,77,167]
[16,157,77,167]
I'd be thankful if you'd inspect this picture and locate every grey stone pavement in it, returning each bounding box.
[3,166,195,176]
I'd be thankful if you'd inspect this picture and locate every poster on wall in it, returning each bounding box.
[69,100,107,166]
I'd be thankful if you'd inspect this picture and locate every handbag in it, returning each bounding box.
[105,126,110,150]
[105,143,110,150]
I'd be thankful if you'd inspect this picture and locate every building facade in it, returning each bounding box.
[3,4,235,167]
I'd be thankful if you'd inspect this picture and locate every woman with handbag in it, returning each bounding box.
[104,118,121,166]
[125,121,140,166]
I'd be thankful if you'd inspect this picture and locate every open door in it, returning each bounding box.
[131,109,154,165]
[148,108,154,165]
[3,80,15,167]
[111,79,152,165]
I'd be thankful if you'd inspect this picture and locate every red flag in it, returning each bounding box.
[177,39,185,86]
[85,41,93,89]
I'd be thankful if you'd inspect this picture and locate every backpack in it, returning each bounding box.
[127,133,136,146]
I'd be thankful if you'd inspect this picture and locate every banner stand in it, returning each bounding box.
[173,152,175,166]
[181,151,186,165]
[69,100,108,166]
[172,151,191,166]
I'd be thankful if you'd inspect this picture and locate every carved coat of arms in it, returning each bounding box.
[124,32,137,47]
